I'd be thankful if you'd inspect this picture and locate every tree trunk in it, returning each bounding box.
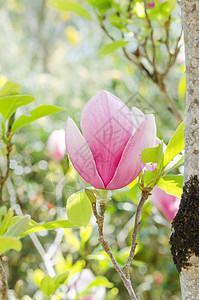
[170,1,199,299]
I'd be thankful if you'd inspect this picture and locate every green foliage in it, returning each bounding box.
[21,220,76,237]
[66,192,93,227]
[0,81,20,97]
[163,121,185,168]
[11,105,63,133]
[40,275,55,296]
[98,41,129,56]
[157,175,183,198]
[0,95,35,121]
[4,215,30,238]
[50,0,92,19]
[0,236,22,255]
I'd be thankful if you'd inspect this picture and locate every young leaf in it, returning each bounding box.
[0,81,20,97]
[157,175,183,198]
[98,41,129,55]
[0,236,22,254]
[11,105,63,133]
[0,208,14,236]
[0,95,35,120]
[20,220,76,238]
[54,271,68,290]
[141,142,164,172]
[50,0,92,20]
[163,154,184,175]
[66,192,93,227]
[40,275,55,296]
[4,215,30,238]
[87,276,113,289]
[142,144,160,164]
[163,121,185,168]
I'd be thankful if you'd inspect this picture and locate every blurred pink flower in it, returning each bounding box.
[47,129,66,162]
[177,36,185,65]
[146,0,155,8]
[66,91,156,190]
[146,0,166,8]
[67,269,105,300]
[150,186,181,221]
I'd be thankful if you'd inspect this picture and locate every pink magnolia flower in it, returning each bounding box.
[150,186,181,221]
[67,269,105,300]
[146,0,166,8]
[65,91,156,190]
[47,129,66,162]
[146,0,155,8]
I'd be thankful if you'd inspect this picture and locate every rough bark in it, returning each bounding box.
[0,259,7,300]
[178,1,199,299]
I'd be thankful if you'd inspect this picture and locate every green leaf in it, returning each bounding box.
[141,144,160,164]
[4,215,30,238]
[54,271,68,290]
[85,0,112,12]
[141,142,164,174]
[20,220,76,238]
[0,236,22,254]
[0,206,7,226]
[40,275,55,296]
[0,95,35,120]
[164,155,184,175]
[0,208,14,236]
[87,276,113,289]
[66,192,92,227]
[163,121,185,168]
[11,105,63,133]
[157,175,183,198]
[98,41,129,56]
[50,0,92,20]
[0,81,20,97]
[85,189,96,203]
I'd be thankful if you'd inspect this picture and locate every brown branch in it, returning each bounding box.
[122,187,152,278]
[144,0,156,72]
[159,79,183,122]
[100,14,183,123]
[0,258,7,300]
[92,201,138,300]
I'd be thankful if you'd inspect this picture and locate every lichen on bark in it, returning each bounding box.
[170,176,199,273]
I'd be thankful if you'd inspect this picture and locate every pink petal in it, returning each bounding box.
[131,107,146,135]
[65,117,104,189]
[150,186,181,221]
[107,114,156,190]
[146,0,155,7]
[47,129,66,162]
[81,91,133,187]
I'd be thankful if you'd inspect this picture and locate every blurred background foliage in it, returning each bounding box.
[0,0,184,299]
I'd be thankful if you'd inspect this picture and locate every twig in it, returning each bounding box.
[100,14,183,123]
[0,258,7,300]
[143,0,156,72]
[159,80,183,122]
[122,188,152,278]
[92,201,137,300]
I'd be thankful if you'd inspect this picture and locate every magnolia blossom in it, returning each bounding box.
[66,91,156,190]
[67,269,105,300]
[146,0,166,8]
[47,129,66,161]
[150,186,181,221]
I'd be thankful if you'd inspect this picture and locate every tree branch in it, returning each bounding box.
[92,201,138,300]
[122,187,152,278]
[0,258,7,300]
